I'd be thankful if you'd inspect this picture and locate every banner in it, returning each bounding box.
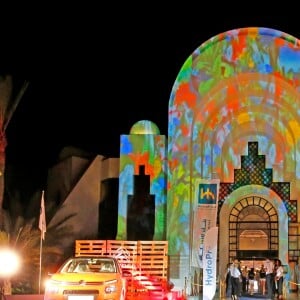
[192,179,219,268]
[39,190,46,240]
[203,226,218,300]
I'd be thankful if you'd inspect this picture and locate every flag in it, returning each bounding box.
[39,190,46,240]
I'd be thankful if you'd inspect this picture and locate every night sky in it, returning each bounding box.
[1,14,297,191]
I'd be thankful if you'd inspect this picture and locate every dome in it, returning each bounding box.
[129,120,160,135]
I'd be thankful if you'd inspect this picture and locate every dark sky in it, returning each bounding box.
[1,14,297,190]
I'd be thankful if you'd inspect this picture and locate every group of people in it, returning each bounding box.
[225,257,284,300]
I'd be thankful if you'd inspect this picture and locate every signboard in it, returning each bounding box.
[203,226,218,300]
[192,179,219,268]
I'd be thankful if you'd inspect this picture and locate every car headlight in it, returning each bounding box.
[45,279,60,294]
[105,285,117,293]
[105,279,118,294]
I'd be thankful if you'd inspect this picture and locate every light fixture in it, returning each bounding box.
[0,247,21,277]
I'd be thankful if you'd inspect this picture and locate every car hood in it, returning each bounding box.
[50,272,119,283]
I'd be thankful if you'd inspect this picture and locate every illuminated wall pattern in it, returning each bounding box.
[167,27,300,256]
[218,141,290,269]
[117,120,167,240]
[219,141,296,223]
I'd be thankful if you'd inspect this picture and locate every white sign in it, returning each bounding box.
[203,226,218,300]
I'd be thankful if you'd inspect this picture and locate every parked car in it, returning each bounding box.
[44,256,127,300]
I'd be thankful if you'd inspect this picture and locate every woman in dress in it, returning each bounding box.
[259,264,266,295]
[248,267,256,295]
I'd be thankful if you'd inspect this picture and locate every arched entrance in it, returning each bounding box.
[229,196,278,265]
[219,185,288,277]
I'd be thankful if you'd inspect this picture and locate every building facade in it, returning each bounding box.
[47,27,300,294]
[166,27,300,291]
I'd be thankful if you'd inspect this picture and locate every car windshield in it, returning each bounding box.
[60,258,116,273]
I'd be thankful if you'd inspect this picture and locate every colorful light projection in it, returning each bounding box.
[167,27,300,257]
[117,120,167,240]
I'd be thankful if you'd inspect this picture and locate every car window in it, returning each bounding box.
[100,261,115,272]
[59,258,117,273]
[74,262,90,272]
[60,260,77,273]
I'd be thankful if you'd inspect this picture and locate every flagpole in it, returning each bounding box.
[38,190,46,294]
[39,230,43,294]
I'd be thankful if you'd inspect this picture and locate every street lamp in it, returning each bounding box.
[0,247,21,299]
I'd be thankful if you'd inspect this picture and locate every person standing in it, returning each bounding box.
[229,259,241,300]
[259,264,267,295]
[264,257,275,299]
[248,267,256,295]
[225,262,232,298]
[242,266,249,294]
[237,260,243,297]
[274,259,284,299]
[295,258,300,295]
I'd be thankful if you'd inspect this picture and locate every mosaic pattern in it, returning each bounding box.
[218,142,297,223]
[167,27,300,256]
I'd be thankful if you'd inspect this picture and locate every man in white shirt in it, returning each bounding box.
[229,259,241,300]
[264,258,274,299]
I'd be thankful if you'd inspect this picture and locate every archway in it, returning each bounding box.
[219,185,288,277]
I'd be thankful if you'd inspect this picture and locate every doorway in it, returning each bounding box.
[229,195,279,263]
[218,185,289,278]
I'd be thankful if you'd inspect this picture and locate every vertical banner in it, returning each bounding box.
[192,179,219,268]
[39,190,46,240]
[203,226,218,300]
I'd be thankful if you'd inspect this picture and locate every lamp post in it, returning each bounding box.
[0,248,21,300]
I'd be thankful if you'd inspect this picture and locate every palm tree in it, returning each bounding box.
[0,75,29,230]
[0,75,32,295]
[9,214,75,294]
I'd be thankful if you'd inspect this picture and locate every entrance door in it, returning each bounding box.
[228,196,278,264]
[218,185,289,281]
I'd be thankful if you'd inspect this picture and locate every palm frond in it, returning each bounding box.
[9,213,76,294]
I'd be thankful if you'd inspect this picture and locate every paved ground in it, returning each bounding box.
[186,291,299,299]
[238,296,298,300]
[4,296,43,300]
[218,292,299,300]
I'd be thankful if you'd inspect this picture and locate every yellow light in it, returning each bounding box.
[0,248,21,277]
